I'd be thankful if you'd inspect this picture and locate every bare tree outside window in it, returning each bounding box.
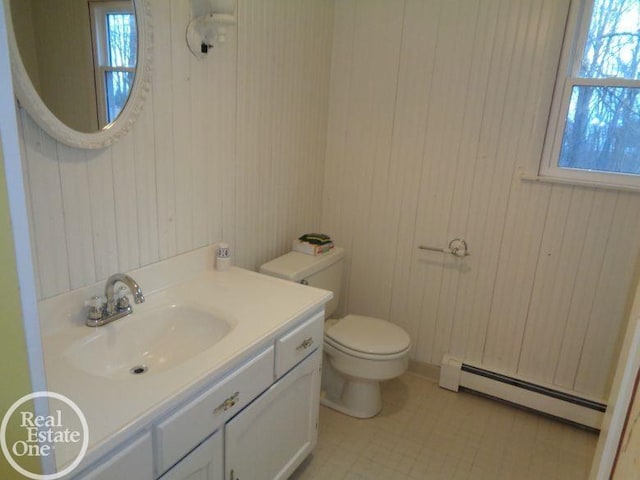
[105,13,137,123]
[559,0,640,175]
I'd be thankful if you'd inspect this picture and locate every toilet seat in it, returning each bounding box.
[324,336,410,361]
[325,315,411,360]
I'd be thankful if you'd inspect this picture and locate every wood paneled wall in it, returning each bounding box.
[20,0,334,298]
[19,0,640,401]
[322,0,640,400]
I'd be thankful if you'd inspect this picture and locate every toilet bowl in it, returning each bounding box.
[259,247,411,418]
[321,315,410,417]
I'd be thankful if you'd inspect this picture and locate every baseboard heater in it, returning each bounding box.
[439,355,606,431]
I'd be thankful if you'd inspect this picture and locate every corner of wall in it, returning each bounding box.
[0,140,41,479]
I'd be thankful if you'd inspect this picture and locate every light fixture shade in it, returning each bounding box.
[186,10,236,58]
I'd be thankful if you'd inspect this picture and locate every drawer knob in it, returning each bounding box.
[296,337,314,351]
[213,391,240,414]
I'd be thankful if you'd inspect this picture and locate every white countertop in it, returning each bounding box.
[38,258,331,473]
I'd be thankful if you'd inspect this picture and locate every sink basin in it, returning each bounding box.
[65,305,233,379]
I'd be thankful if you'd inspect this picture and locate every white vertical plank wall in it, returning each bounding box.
[20,0,334,295]
[18,0,640,403]
[322,0,640,401]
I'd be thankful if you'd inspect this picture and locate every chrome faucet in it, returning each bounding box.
[85,273,145,327]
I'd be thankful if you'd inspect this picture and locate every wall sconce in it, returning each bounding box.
[187,0,236,58]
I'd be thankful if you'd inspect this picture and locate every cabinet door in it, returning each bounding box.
[159,430,223,480]
[225,349,321,480]
[73,432,153,480]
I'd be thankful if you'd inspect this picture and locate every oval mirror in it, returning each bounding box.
[7,0,152,149]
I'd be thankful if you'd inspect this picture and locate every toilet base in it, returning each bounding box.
[320,377,382,418]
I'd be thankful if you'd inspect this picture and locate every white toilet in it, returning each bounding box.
[260,247,411,418]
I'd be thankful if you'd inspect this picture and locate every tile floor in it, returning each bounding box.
[290,372,598,480]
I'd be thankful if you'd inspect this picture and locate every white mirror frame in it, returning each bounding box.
[5,0,153,150]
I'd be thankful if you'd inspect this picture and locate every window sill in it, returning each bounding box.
[520,172,640,194]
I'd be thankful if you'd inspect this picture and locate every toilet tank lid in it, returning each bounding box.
[259,247,345,282]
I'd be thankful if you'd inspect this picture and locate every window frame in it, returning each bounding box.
[539,0,640,190]
[89,1,137,129]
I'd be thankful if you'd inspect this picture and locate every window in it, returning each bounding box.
[541,0,640,189]
[89,1,137,128]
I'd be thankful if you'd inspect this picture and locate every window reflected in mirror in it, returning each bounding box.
[90,2,137,128]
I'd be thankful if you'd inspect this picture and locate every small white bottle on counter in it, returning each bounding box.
[216,242,231,271]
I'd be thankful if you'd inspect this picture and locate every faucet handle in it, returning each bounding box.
[84,296,106,321]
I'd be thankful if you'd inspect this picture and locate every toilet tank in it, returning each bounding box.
[260,247,344,319]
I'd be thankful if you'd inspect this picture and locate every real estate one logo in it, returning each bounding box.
[1,391,89,480]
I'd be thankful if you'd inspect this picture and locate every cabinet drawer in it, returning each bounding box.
[275,311,324,378]
[154,346,274,476]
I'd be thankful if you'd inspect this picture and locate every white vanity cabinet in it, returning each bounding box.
[71,311,324,480]
[39,254,333,480]
[154,310,324,480]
